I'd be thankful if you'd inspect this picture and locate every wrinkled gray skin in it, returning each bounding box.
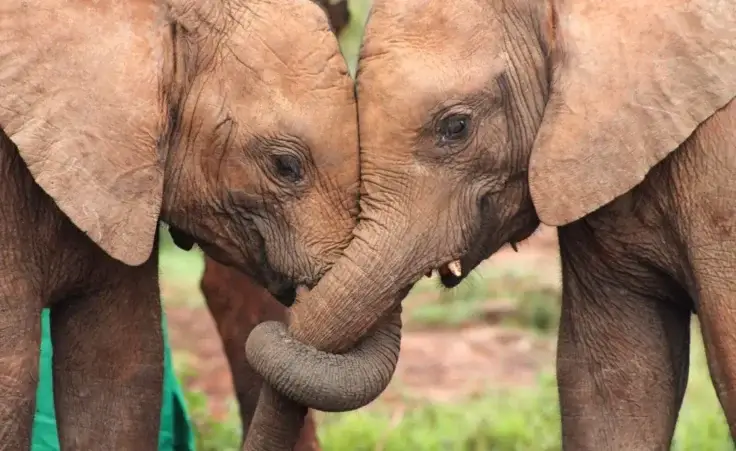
[0,0,389,449]
[245,0,736,450]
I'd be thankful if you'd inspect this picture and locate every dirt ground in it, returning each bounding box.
[165,226,561,419]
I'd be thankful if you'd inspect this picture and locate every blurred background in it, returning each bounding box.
[159,1,731,449]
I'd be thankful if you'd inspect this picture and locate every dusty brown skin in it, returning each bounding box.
[246,0,736,449]
[201,262,320,450]
[196,3,349,449]
[0,0,376,448]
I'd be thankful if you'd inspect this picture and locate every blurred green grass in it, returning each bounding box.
[338,0,372,75]
[404,268,561,333]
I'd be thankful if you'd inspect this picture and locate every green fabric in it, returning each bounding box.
[31,309,195,451]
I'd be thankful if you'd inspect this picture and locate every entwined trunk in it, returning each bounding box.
[242,219,420,450]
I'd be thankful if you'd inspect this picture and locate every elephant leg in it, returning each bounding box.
[200,257,320,450]
[0,293,41,450]
[50,259,163,450]
[556,237,691,451]
[693,273,736,438]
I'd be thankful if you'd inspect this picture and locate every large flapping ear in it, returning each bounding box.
[529,0,736,226]
[0,1,165,265]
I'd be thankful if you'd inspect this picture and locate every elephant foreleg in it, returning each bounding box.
[557,234,691,451]
[0,288,41,450]
[692,263,736,439]
[50,258,163,451]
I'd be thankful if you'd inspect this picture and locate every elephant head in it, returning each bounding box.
[0,0,360,305]
[245,0,736,445]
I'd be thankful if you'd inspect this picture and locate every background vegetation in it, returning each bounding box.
[158,1,732,449]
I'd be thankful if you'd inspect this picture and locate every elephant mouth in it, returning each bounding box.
[422,259,467,288]
[271,283,297,307]
[430,234,527,289]
[425,196,490,289]
[254,254,298,307]
[247,268,298,307]
[436,261,465,288]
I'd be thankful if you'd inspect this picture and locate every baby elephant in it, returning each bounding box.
[0,0,363,449]
[244,0,736,450]
[187,2,351,448]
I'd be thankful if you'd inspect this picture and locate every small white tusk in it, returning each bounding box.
[448,260,462,277]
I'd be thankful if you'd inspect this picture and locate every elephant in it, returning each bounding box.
[240,0,736,449]
[189,2,350,449]
[0,0,401,448]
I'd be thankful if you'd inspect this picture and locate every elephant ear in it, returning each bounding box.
[528,0,736,226]
[0,2,165,265]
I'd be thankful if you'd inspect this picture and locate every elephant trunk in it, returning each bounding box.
[241,385,308,451]
[245,306,403,412]
[243,221,419,450]
[242,307,403,451]
[289,223,415,350]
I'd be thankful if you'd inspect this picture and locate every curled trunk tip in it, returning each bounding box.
[245,310,402,412]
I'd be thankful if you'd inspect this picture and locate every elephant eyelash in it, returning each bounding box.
[246,134,313,190]
[420,93,490,140]
[251,133,310,156]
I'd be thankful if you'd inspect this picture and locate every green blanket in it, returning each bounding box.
[31,309,195,451]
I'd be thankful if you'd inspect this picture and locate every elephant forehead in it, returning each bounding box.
[221,0,358,175]
[221,2,351,113]
[356,50,502,137]
[225,52,351,108]
[357,0,502,134]
[225,0,341,77]
[364,0,495,56]
[232,71,356,134]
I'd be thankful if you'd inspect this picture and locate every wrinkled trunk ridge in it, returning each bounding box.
[290,230,408,350]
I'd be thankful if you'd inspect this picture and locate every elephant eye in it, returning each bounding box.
[437,114,471,143]
[271,154,304,183]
